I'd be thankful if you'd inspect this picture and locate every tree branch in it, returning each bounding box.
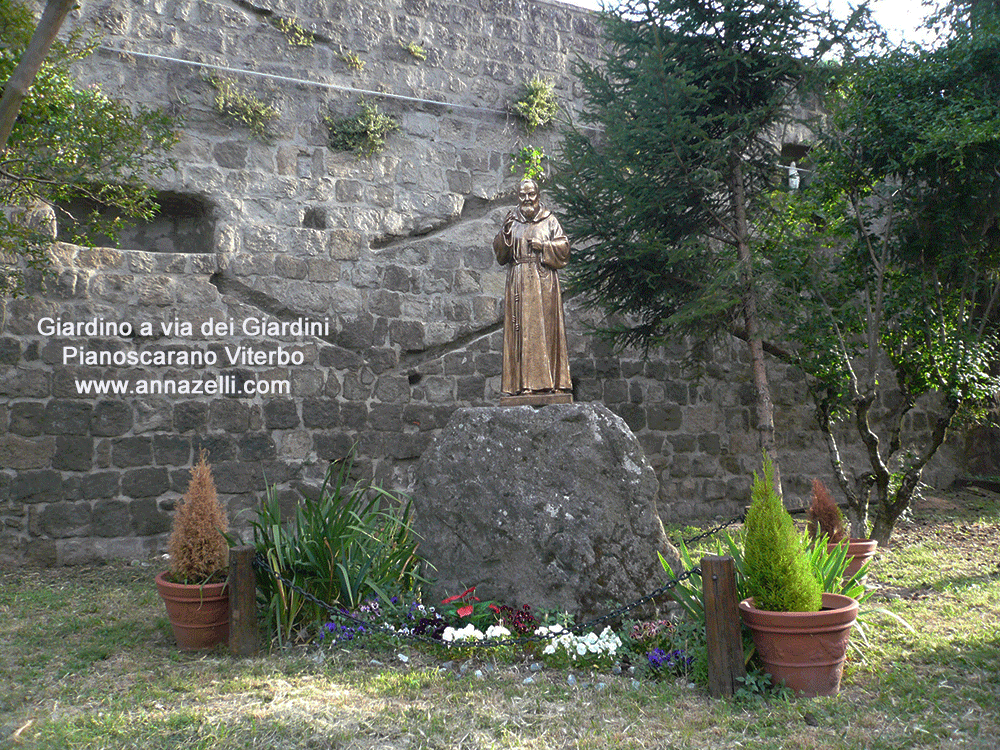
[0,0,77,153]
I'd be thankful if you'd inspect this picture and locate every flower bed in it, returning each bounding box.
[311,585,696,684]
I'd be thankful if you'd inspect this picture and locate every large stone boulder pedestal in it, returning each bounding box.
[412,403,683,621]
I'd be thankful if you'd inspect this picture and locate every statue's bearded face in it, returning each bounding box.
[518,181,540,220]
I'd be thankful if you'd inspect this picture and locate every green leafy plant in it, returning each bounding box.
[205,74,279,139]
[271,16,315,47]
[250,450,426,646]
[664,532,748,623]
[743,453,823,612]
[734,668,794,703]
[510,145,547,181]
[509,76,558,133]
[399,39,427,61]
[167,449,229,584]
[806,534,869,602]
[325,100,399,157]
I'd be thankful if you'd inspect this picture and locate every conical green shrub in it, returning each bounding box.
[743,454,823,612]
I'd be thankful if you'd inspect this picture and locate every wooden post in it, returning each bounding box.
[702,555,746,698]
[228,545,260,657]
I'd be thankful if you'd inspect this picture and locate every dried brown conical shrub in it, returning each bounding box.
[806,478,847,545]
[168,449,229,583]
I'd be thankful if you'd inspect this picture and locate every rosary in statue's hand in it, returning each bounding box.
[503,210,516,235]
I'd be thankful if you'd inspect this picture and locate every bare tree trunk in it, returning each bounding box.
[0,0,76,153]
[814,404,870,536]
[729,153,780,495]
[869,403,959,546]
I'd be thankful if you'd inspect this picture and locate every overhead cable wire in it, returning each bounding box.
[98,46,511,117]
[97,46,602,132]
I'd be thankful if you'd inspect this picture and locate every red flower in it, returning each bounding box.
[441,586,479,618]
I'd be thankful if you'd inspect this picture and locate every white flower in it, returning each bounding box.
[442,625,486,643]
[576,643,587,656]
[486,624,511,639]
[535,624,566,637]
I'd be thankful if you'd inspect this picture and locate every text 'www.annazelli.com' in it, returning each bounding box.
[74,375,291,396]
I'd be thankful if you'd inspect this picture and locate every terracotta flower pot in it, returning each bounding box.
[156,571,230,650]
[739,592,859,697]
[828,538,878,581]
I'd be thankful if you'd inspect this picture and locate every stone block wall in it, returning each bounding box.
[0,0,969,565]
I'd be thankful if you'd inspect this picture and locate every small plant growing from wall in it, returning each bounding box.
[510,75,558,133]
[205,75,279,140]
[338,49,365,71]
[399,39,427,61]
[510,144,547,181]
[271,16,315,47]
[325,100,399,157]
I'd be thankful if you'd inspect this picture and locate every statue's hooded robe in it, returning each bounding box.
[493,204,572,395]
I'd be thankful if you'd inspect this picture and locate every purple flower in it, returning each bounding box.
[647,647,692,673]
[319,621,368,644]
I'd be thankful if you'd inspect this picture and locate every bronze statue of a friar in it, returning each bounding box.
[493,179,573,405]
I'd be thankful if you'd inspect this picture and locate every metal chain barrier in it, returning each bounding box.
[678,510,746,547]
[252,552,701,651]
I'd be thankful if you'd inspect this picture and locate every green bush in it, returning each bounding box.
[509,76,558,133]
[742,454,823,612]
[325,100,398,157]
[251,451,426,646]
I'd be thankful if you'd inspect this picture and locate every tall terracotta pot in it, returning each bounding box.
[156,571,230,650]
[738,592,859,697]
[828,538,878,581]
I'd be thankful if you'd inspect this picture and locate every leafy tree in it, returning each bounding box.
[0,0,74,149]
[0,0,177,296]
[550,0,868,494]
[771,0,1000,543]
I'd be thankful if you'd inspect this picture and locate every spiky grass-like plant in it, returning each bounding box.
[743,454,822,612]
[168,449,229,583]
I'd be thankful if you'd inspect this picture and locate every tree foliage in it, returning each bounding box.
[552,0,998,545]
[550,0,868,485]
[0,0,177,296]
[774,1,1000,543]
